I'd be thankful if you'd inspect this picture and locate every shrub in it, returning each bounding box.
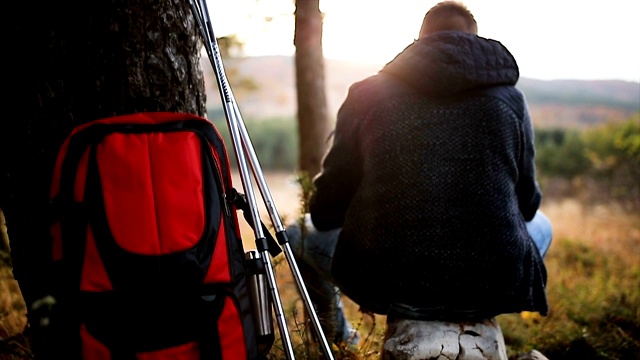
[208,115,299,171]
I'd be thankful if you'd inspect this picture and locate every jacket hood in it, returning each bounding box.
[381,31,519,97]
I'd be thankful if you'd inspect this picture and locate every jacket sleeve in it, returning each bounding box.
[516,96,542,221]
[309,82,367,231]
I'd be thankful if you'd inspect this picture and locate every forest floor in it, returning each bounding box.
[1,172,638,359]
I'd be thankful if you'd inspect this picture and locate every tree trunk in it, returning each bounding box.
[294,0,330,179]
[3,0,205,356]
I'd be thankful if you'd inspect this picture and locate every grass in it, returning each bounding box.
[250,174,640,360]
[498,238,639,359]
[497,200,640,360]
[1,173,639,359]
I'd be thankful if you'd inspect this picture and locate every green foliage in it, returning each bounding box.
[583,115,640,186]
[582,115,640,206]
[535,128,591,179]
[292,171,315,239]
[534,114,640,206]
[614,116,640,159]
[294,172,315,215]
[208,115,299,171]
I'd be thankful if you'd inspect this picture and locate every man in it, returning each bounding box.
[287,0,552,346]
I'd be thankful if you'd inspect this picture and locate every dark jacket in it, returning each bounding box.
[310,31,548,319]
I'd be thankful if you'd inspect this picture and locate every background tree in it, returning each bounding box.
[3,0,206,356]
[294,0,331,179]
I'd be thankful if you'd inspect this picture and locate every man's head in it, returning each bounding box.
[419,1,478,38]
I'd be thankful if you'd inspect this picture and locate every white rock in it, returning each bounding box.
[382,317,508,360]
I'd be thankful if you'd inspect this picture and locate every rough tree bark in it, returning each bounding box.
[2,0,206,357]
[294,0,331,179]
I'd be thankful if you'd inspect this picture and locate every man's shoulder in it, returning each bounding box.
[346,73,412,104]
[470,86,526,119]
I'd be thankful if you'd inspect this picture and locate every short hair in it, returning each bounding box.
[419,1,478,37]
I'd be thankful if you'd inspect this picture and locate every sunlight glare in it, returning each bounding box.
[206,0,640,82]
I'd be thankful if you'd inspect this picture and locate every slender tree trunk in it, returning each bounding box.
[3,0,205,357]
[294,0,330,179]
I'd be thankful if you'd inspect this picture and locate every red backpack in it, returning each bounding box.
[47,112,275,359]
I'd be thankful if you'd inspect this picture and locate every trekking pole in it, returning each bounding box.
[188,1,335,360]
[188,1,294,359]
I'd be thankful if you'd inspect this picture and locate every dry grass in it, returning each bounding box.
[542,198,639,264]
[248,174,640,359]
[497,198,640,359]
[2,172,639,359]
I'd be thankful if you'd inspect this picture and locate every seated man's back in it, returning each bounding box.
[287,2,552,346]
[315,84,547,319]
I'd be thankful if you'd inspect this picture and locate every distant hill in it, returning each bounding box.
[203,55,640,129]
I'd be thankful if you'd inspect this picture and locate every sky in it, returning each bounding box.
[206,0,640,83]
